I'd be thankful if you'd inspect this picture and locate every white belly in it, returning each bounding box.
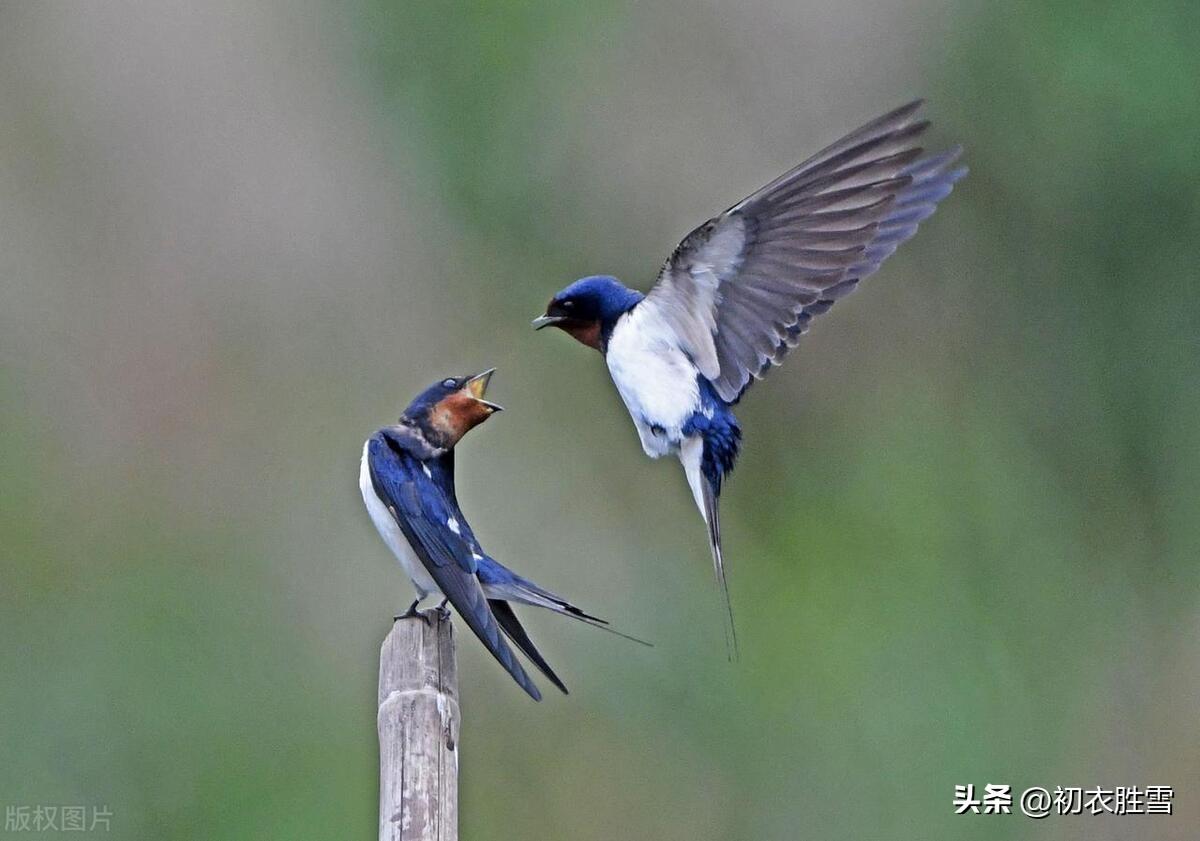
[359,440,439,598]
[606,309,700,458]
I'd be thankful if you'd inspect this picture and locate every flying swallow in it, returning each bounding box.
[533,101,966,655]
[360,370,646,700]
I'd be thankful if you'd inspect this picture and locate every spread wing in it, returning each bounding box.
[643,100,966,403]
[367,435,541,700]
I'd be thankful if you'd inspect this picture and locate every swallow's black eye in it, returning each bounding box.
[442,378,456,388]
[561,299,574,309]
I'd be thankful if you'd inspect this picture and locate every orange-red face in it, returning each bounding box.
[558,318,603,350]
[532,300,603,351]
[417,370,502,447]
[429,392,495,444]
[533,276,644,353]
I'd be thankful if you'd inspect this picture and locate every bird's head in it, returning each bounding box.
[401,369,503,449]
[532,275,643,351]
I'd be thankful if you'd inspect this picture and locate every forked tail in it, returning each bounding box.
[497,580,653,647]
[477,557,653,649]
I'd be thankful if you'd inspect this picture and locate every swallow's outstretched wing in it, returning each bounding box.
[643,100,967,403]
[367,435,542,701]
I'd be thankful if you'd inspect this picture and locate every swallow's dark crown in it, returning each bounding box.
[545,275,644,349]
[401,376,468,422]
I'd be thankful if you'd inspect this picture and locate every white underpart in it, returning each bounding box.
[606,305,702,459]
[360,440,440,599]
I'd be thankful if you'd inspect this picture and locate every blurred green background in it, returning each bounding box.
[1,1,1196,839]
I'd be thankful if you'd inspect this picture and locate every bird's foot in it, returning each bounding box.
[435,598,451,621]
[393,599,430,625]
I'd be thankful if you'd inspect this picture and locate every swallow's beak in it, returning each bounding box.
[463,368,503,412]
[531,314,566,330]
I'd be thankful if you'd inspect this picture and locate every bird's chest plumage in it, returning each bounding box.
[359,441,439,597]
[606,309,701,458]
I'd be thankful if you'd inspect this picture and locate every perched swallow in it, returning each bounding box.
[534,101,966,654]
[360,370,644,700]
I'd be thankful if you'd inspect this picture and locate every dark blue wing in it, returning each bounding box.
[489,599,569,695]
[421,451,487,564]
[367,433,541,700]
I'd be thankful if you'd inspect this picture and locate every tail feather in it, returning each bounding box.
[681,435,740,660]
[554,605,654,647]
[701,477,739,661]
[504,581,653,647]
[479,561,653,647]
[490,599,569,694]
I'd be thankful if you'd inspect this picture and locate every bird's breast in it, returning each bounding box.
[606,312,701,456]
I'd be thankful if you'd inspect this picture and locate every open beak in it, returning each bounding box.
[463,368,503,412]
[531,314,566,330]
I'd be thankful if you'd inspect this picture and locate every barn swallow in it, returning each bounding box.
[534,101,966,655]
[359,370,646,700]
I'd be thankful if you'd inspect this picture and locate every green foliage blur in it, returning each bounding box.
[2,1,1196,839]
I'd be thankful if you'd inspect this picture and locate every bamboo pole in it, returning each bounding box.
[377,610,459,841]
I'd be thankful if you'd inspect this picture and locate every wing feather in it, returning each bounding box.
[643,101,965,402]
